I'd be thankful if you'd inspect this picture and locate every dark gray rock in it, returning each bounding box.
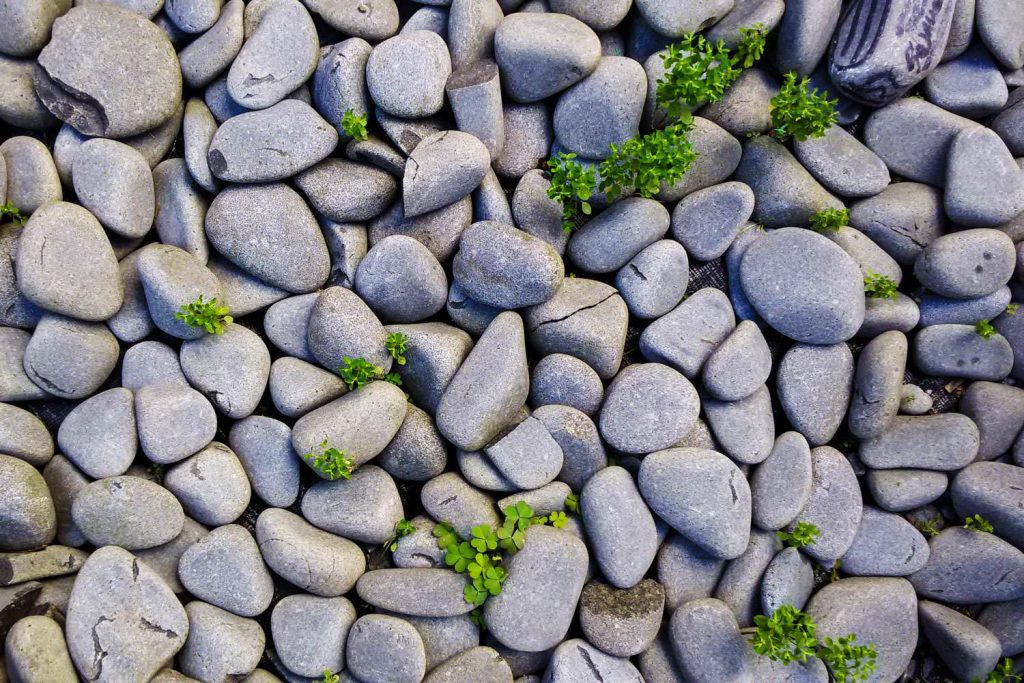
[23,315,119,400]
[355,235,447,323]
[578,580,663,659]
[568,197,669,274]
[848,330,907,440]
[750,432,813,531]
[497,105,552,180]
[494,13,601,103]
[867,469,949,512]
[0,455,56,552]
[599,363,699,455]
[993,90,1024,156]
[776,342,854,446]
[367,31,451,118]
[581,467,658,589]
[347,614,426,683]
[910,526,1024,603]
[640,287,735,379]
[669,598,755,683]
[704,385,775,465]
[946,128,1024,227]
[41,455,88,548]
[914,323,1014,380]
[256,508,364,597]
[952,461,1024,549]
[977,597,1024,658]
[178,524,274,617]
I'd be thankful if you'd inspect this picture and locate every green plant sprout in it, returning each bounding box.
[388,519,416,552]
[599,121,697,201]
[656,34,739,122]
[546,152,596,233]
[734,25,768,68]
[382,371,403,387]
[341,109,369,141]
[547,511,568,528]
[564,493,580,515]
[964,514,994,533]
[863,272,899,300]
[0,201,26,225]
[829,559,842,583]
[303,440,355,480]
[386,332,410,365]
[1006,303,1020,316]
[809,207,849,233]
[976,319,998,340]
[751,605,877,682]
[982,658,1023,683]
[770,72,839,142]
[914,517,941,538]
[175,295,233,335]
[777,522,821,549]
[321,671,340,683]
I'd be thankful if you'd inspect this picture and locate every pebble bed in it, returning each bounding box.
[1,0,1024,682]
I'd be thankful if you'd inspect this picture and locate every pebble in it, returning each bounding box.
[485,415,564,489]
[823,225,903,284]
[599,363,699,455]
[255,508,365,597]
[422,471,502,539]
[495,14,602,103]
[347,614,427,683]
[448,61,505,161]
[57,388,135,478]
[152,158,209,264]
[861,414,979,471]
[554,57,646,160]
[850,182,947,265]
[205,183,330,294]
[164,442,251,526]
[842,506,931,576]
[370,196,473,263]
[848,330,907,440]
[635,0,733,37]
[615,239,689,320]
[35,4,181,137]
[760,546,815,615]
[227,0,319,109]
[322,220,369,290]
[0,330,46,402]
[867,469,949,512]
[543,638,643,681]
[569,197,669,274]
[952,461,1024,549]
[993,91,1024,156]
[72,476,184,550]
[774,0,842,76]
[384,322,472,416]
[658,117,743,201]
[581,467,658,589]
[497,105,552,180]
[177,0,244,90]
[977,597,1024,658]
[73,139,154,241]
[776,342,854,446]
[355,235,447,323]
[713,528,780,627]
[793,123,891,197]
[529,353,604,416]
[920,600,1003,683]
[671,182,754,262]
[132,517,209,594]
[295,158,397,223]
[900,384,934,415]
[533,404,607,492]
[23,315,119,400]
[135,383,217,464]
[402,613,480,673]
[367,31,452,118]
[166,0,221,33]
[700,68,776,137]
[178,524,274,617]
[65,546,188,682]
[179,601,265,681]
[945,128,1024,227]
[208,256,288,316]
[0,0,71,56]
[702,321,771,402]
[524,277,628,380]
[376,404,448,481]
[484,526,589,652]
[740,227,865,344]
[305,0,398,39]
[668,598,755,683]
[977,0,1024,69]
[15,202,122,323]
[704,385,775,465]
[913,323,1014,380]
[805,578,918,683]
[750,432,813,531]
[404,131,490,218]
[578,580,663,658]
[960,381,1024,459]
[312,38,372,136]
[919,286,1012,326]
[358,568,474,618]
[264,292,318,363]
[911,526,1024,603]
[0,455,56,551]
[639,448,750,560]
[41,456,88,548]
[120,341,188,390]
[272,594,355,678]
[425,645,513,682]
[137,245,221,341]
[180,323,271,419]
[790,446,863,564]
[924,43,1009,118]
[3,615,77,682]
[391,515,446,570]
[0,137,62,216]
[640,287,736,379]
[301,465,404,544]
[0,404,50,468]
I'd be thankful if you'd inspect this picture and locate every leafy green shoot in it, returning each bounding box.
[388,519,416,552]
[382,371,403,387]
[304,440,355,480]
[964,514,994,533]
[341,109,369,141]
[1006,303,1020,316]
[321,670,340,683]
[0,201,26,225]
[829,559,842,583]
[386,332,410,365]
[983,658,1023,683]
[657,34,739,122]
[564,493,580,515]
[598,120,697,201]
[751,605,818,665]
[734,24,768,68]
[914,517,941,538]
[770,72,839,142]
[175,295,233,335]
[976,319,997,340]
[776,522,821,549]
[818,635,878,683]
[809,207,849,233]
[547,511,568,528]
[546,152,596,233]
[863,272,899,300]
[338,356,383,391]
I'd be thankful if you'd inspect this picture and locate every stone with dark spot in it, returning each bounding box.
[367,31,451,118]
[23,315,119,400]
[72,476,183,550]
[910,526,1024,603]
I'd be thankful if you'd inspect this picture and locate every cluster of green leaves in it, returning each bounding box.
[777,522,820,549]
[0,201,26,225]
[564,493,580,515]
[303,440,355,480]
[321,671,340,683]
[341,109,369,141]
[982,658,1023,683]
[388,519,417,552]
[770,72,839,142]
[976,319,998,340]
[752,605,877,682]
[1007,303,1020,316]
[546,152,596,233]
[914,516,941,538]
[863,272,898,300]
[175,295,233,335]
[809,207,849,233]
[338,356,402,391]
[598,121,697,201]
[735,25,768,68]
[964,514,994,533]
[386,332,409,365]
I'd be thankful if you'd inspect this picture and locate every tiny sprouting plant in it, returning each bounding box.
[175,295,233,335]
[776,522,821,549]
[321,671,340,683]
[382,371,403,387]
[0,201,26,225]
[546,152,596,233]
[914,517,941,538]
[809,207,849,233]
[751,605,877,682]
[386,332,409,365]
[983,658,1024,683]
[547,511,568,528]
[829,559,842,583]
[564,493,580,515]
[341,109,369,141]
[338,356,384,391]
[598,121,697,201]
[497,501,534,554]
[770,72,839,142]
[864,272,899,300]
[735,25,768,68]
[657,34,739,122]
[1006,303,1020,316]
[964,514,994,533]
[976,319,998,340]
[303,440,355,480]
[388,519,416,552]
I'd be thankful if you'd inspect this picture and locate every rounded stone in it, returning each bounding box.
[615,240,689,320]
[702,320,771,402]
[914,228,1016,299]
[366,31,452,118]
[0,454,57,551]
[307,286,392,373]
[668,598,755,683]
[295,158,398,223]
[0,136,62,216]
[301,465,404,544]
[740,227,865,344]
[376,404,448,481]
[791,446,863,564]
[704,384,775,465]
[951,461,1024,550]
[178,524,274,618]
[71,476,184,550]
[179,323,271,419]
[355,235,448,323]
[599,363,700,455]
[227,416,301,508]
[913,324,1014,381]
[639,287,736,379]
[529,353,604,416]
[578,580,664,658]
[57,388,136,479]
[581,466,659,589]
[750,431,813,532]
[164,442,251,526]
[404,130,490,218]
[178,601,265,683]
[3,615,77,682]
[135,383,218,465]
[0,402,53,467]
[347,615,427,683]
[842,506,931,576]
[35,4,182,137]
[357,568,475,618]
[920,600,1003,683]
[23,315,119,400]
[72,139,154,239]
[792,123,891,198]
[0,0,72,57]
[671,181,755,261]
[568,197,670,274]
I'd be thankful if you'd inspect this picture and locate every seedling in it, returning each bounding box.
[338,356,384,391]
[770,72,839,142]
[321,671,340,683]
[382,371,403,387]
[341,109,369,141]
[819,634,878,682]
[734,25,768,68]
[547,511,568,528]
[777,522,820,549]
[964,514,994,533]
[546,152,596,233]
[598,121,697,200]
[0,201,26,225]
[863,272,898,300]
[388,519,416,552]
[829,559,842,583]
[470,524,500,553]
[1006,303,1020,316]
[914,517,941,538]
[983,658,1023,683]
[809,207,849,233]
[657,34,739,122]
[303,440,355,480]
[386,332,410,365]
[976,319,997,340]
[564,493,580,515]
[175,295,233,335]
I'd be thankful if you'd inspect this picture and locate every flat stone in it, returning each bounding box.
[72,139,154,240]
[347,614,426,683]
[581,467,658,589]
[0,455,56,552]
[485,416,563,490]
[313,37,372,137]
[669,598,754,683]
[272,594,355,678]
[952,461,1024,549]
[910,526,1024,603]
[657,117,743,201]
[301,465,404,544]
[578,580,663,659]
[868,469,949,513]
[0,403,51,468]
[72,476,183,550]
[421,472,501,540]
[635,0,734,37]
[793,123,891,198]
[850,182,948,265]
[227,0,318,109]
[120,340,186,390]
[920,287,1012,326]
[599,363,699,455]
[391,516,446,570]
[842,506,931,576]
[776,342,854,446]
[761,546,815,615]
[180,324,271,419]
[303,0,397,39]
[750,431,813,531]
[179,601,264,682]
[790,446,863,564]
[542,638,643,681]
[164,442,251,526]
[41,456,87,548]
[569,198,669,274]
[915,231,1018,309]
[65,546,188,682]
[35,4,181,137]
[494,13,601,103]
[367,31,451,118]
[914,323,1014,380]
[135,383,217,464]
[178,524,274,617]
[399,613,480,674]
[357,569,473,618]
[671,182,754,262]
[223,418,295,509]
[946,128,1024,227]
[383,322,472,417]
[0,331,47,402]
[23,315,118,400]
[553,57,645,160]
[961,381,1024,460]
[3,615,77,682]
[640,287,735,379]
[403,131,489,218]
[704,384,775,465]
[137,244,222,341]
[924,43,1009,118]
[862,413,979,472]
[295,159,396,223]
[165,0,221,32]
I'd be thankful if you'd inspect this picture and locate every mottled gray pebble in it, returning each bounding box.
[135,383,217,464]
[178,524,274,617]
[301,465,404,544]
